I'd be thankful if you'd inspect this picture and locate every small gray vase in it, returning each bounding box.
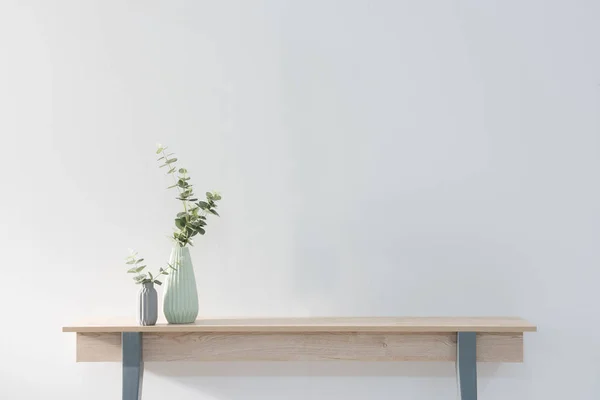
[138,282,158,326]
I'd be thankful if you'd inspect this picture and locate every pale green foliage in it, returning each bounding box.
[125,249,173,285]
[156,144,222,247]
[125,144,222,285]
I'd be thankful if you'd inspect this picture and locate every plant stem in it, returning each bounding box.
[162,149,181,193]
[161,149,190,245]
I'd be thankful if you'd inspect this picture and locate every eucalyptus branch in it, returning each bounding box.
[125,249,171,285]
[156,143,222,247]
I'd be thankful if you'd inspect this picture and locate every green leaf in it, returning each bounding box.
[156,147,164,154]
[159,164,168,168]
[175,217,186,229]
[135,266,146,273]
[126,260,136,265]
[167,184,178,189]
[166,158,178,164]
[157,156,165,161]
[177,212,187,218]
[191,220,206,229]
[148,272,153,280]
[187,225,204,234]
[154,280,162,285]
[209,209,220,216]
[127,267,138,273]
[168,167,176,174]
[179,168,187,173]
[206,192,213,200]
[198,201,209,209]
[135,259,144,264]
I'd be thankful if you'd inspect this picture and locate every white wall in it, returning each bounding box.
[1,0,599,398]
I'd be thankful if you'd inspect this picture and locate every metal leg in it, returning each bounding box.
[122,333,143,400]
[457,332,477,400]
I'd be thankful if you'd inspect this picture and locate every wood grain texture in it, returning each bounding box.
[75,332,523,363]
[64,317,536,333]
[77,332,121,362]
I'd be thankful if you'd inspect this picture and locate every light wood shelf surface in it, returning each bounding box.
[65,317,536,397]
[63,316,536,333]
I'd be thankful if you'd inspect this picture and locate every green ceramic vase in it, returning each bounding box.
[163,246,199,324]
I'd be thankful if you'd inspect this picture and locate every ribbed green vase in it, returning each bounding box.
[163,246,199,324]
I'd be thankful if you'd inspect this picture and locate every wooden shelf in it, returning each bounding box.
[64,316,535,363]
[63,316,536,333]
[64,316,536,400]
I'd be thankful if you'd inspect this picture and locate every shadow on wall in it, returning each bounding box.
[144,362,523,399]
[146,361,512,377]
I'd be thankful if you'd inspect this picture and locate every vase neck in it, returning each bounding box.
[173,246,190,257]
[142,282,154,290]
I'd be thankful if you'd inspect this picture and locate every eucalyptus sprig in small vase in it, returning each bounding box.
[156,144,222,324]
[125,250,172,326]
